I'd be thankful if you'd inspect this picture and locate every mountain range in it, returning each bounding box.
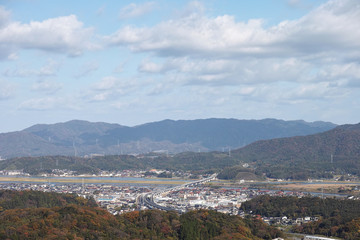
[2,120,360,180]
[0,118,336,158]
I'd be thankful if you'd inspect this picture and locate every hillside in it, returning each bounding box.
[233,123,360,179]
[0,118,336,158]
[241,195,360,239]
[0,189,97,210]
[0,131,69,157]
[0,190,283,239]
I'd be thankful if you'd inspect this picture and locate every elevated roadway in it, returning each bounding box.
[136,173,217,212]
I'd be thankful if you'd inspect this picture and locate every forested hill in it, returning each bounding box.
[241,195,360,239]
[0,118,335,158]
[232,123,360,179]
[0,190,283,239]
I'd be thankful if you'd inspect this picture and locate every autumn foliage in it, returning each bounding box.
[0,190,283,239]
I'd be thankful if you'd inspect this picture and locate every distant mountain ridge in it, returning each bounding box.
[0,118,336,158]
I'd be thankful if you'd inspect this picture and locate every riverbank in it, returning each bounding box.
[0,176,188,185]
[268,182,359,195]
[208,179,360,195]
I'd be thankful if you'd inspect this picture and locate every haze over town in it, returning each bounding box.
[1,0,360,133]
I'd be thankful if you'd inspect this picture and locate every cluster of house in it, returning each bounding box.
[149,186,310,215]
[0,170,30,176]
[0,169,195,179]
[90,185,153,215]
[0,179,309,217]
[260,216,319,226]
[0,171,352,227]
[153,187,247,214]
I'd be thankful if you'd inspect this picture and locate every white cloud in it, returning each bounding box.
[235,81,348,105]
[107,0,360,59]
[106,15,271,57]
[89,76,138,101]
[31,80,63,94]
[279,82,345,102]
[113,62,125,73]
[18,96,79,111]
[0,79,15,100]
[286,0,313,9]
[19,97,62,110]
[0,13,95,57]
[147,82,171,96]
[238,86,256,96]
[287,0,302,7]
[3,59,60,77]
[74,61,99,78]
[138,59,163,73]
[0,6,11,27]
[112,98,143,110]
[175,1,205,18]
[316,63,360,87]
[2,0,359,129]
[119,2,155,19]
[279,0,360,54]
[97,6,106,16]
[138,57,312,85]
[105,0,360,109]
[7,52,18,60]
[92,76,119,90]
[38,59,60,75]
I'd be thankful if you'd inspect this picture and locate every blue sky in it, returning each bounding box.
[0,0,359,132]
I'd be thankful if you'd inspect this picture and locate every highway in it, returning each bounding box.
[136,173,217,213]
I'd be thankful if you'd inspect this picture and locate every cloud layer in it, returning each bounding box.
[107,0,360,58]
[0,0,359,132]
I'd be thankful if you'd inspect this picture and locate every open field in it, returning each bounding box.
[2,176,359,193]
[275,183,357,190]
[0,176,188,185]
[272,182,359,193]
[208,179,360,195]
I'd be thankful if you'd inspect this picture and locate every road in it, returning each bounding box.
[136,173,217,213]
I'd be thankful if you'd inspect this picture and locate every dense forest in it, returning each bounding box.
[241,195,360,239]
[118,209,283,240]
[0,190,97,211]
[0,190,283,239]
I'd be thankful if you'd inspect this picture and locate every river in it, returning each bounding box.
[0,175,191,186]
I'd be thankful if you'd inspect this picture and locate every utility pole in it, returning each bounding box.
[82,178,85,193]
[73,139,78,157]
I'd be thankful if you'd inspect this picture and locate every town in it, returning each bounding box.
[0,168,349,229]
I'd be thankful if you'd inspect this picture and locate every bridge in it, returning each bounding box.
[136,173,217,213]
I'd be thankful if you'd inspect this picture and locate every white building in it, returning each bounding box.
[304,235,338,240]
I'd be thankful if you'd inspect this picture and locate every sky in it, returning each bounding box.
[0,0,359,132]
